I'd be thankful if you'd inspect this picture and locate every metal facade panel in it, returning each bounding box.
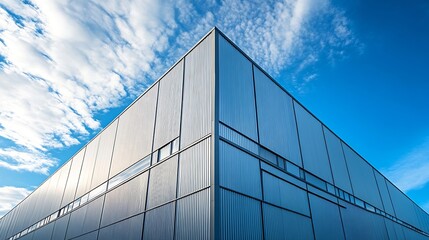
[181,32,214,147]
[219,123,259,154]
[294,102,332,183]
[153,60,183,150]
[66,195,104,239]
[91,119,117,190]
[147,156,178,209]
[218,35,258,141]
[309,194,344,240]
[72,231,98,240]
[262,172,309,216]
[340,202,389,240]
[175,189,210,240]
[76,137,99,198]
[177,138,210,197]
[51,215,70,240]
[110,83,158,177]
[61,149,85,207]
[143,202,175,240]
[373,170,395,215]
[32,222,54,240]
[386,180,420,228]
[263,203,314,240]
[98,214,144,240]
[54,161,71,210]
[342,144,383,210]
[219,189,263,240]
[254,67,301,166]
[323,127,353,193]
[384,219,400,240]
[219,141,262,199]
[101,171,148,227]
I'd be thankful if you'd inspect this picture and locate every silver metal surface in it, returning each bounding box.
[254,67,302,167]
[218,35,258,141]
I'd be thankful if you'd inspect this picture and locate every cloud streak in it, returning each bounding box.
[0,0,359,176]
[0,186,32,218]
[383,138,429,193]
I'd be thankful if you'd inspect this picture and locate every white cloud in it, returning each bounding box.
[383,138,429,192]
[0,186,32,218]
[0,0,359,175]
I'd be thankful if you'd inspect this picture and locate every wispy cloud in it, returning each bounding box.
[0,186,32,218]
[383,138,429,192]
[0,0,359,175]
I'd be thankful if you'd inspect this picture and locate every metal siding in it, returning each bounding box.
[294,102,333,183]
[263,203,314,240]
[218,35,258,141]
[72,231,98,240]
[219,189,263,240]
[66,195,104,239]
[91,119,117,189]
[175,189,210,240]
[219,123,259,154]
[254,67,301,166]
[51,215,70,240]
[55,161,72,210]
[384,219,399,240]
[61,149,85,207]
[32,221,54,240]
[323,127,353,193]
[98,214,144,240]
[262,172,310,216]
[387,180,420,228]
[373,170,395,215]
[147,156,178,209]
[143,202,175,240]
[110,83,158,177]
[153,60,183,150]
[76,137,99,198]
[309,194,344,240]
[181,32,214,147]
[219,141,262,199]
[101,171,148,227]
[177,138,210,197]
[340,201,388,240]
[342,144,383,210]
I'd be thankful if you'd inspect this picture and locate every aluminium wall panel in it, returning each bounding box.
[386,180,420,228]
[373,170,395,215]
[53,161,72,211]
[90,119,117,189]
[61,149,85,207]
[308,194,344,240]
[384,218,403,240]
[263,203,314,240]
[175,189,210,240]
[101,171,148,227]
[66,195,104,239]
[72,231,98,240]
[153,60,183,150]
[218,35,258,141]
[181,32,214,147]
[254,67,301,166]
[147,156,178,209]
[98,214,144,240]
[143,202,175,240]
[32,221,54,240]
[342,144,383,210]
[110,83,158,177]
[262,172,310,216]
[177,138,210,197]
[76,136,99,198]
[219,189,263,240]
[323,127,353,193]
[340,201,388,240]
[219,141,262,199]
[294,102,332,183]
[51,215,70,240]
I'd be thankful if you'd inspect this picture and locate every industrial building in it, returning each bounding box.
[1,28,428,240]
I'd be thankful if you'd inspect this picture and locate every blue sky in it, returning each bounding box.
[0,0,428,217]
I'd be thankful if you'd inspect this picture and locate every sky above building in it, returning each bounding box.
[0,0,428,217]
